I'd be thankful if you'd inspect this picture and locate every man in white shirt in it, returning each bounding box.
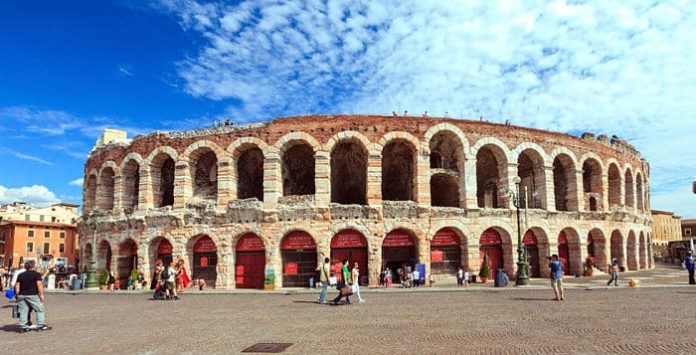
[412,269,420,288]
[11,264,27,288]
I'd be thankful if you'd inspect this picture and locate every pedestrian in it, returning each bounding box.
[14,260,51,332]
[351,262,365,303]
[11,263,33,326]
[108,271,116,291]
[379,268,385,288]
[176,259,191,292]
[685,252,695,285]
[429,273,435,287]
[333,259,352,305]
[549,254,565,301]
[164,261,179,300]
[457,266,464,287]
[317,257,330,304]
[385,268,392,288]
[412,268,420,288]
[463,268,470,287]
[607,258,620,286]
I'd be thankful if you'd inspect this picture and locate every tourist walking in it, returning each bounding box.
[685,252,695,285]
[385,268,393,288]
[607,258,620,286]
[351,262,365,303]
[412,268,420,288]
[317,257,330,304]
[333,259,352,305]
[15,260,51,332]
[457,266,464,287]
[107,271,116,291]
[549,254,565,301]
[163,261,179,300]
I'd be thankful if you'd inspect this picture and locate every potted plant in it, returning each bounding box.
[479,254,491,283]
[99,270,109,291]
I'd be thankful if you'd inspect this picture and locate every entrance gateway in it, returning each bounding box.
[330,230,368,285]
[235,233,265,289]
[193,236,218,288]
[382,229,417,284]
[558,231,570,275]
[479,228,503,276]
[117,240,137,290]
[523,231,541,278]
[157,238,173,267]
[430,228,461,275]
[281,231,317,287]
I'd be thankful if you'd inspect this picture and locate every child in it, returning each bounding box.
[429,273,435,287]
[463,268,470,287]
[198,278,206,291]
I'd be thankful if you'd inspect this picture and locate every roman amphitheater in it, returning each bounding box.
[79,115,652,289]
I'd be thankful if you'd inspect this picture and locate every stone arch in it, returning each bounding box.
[96,239,112,272]
[423,123,470,152]
[187,145,220,202]
[181,140,225,161]
[552,153,578,211]
[324,131,371,153]
[429,129,464,170]
[382,138,417,201]
[233,231,268,289]
[382,228,420,283]
[232,142,265,201]
[474,139,510,208]
[279,229,318,287]
[559,228,582,276]
[624,167,635,208]
[274,132,321,153]
[84,173,98,213]
[148,236,174,278]
[281,141,316,197]
[511,142,551,167]
[636,172,644,213]
[429,227,467,276]
[430,173,460,207]
[120,154,143,213]
[330,136,368,205]
[97,163,117,211]
[523,226,551,278]
[610,230,625,268]
[639,231,647,269]
[608,162,622,207]
[378,132,421,153]
[116,238,138,289]
[150,149,176,208]
[587,228,608,270]
[516,147,547,209]
[581,157,603,212]
[186,234,220,288]
[478,226,514,278]
[626,230,638,270]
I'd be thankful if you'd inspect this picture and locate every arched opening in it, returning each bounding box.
[587,229,607,270]
[430,174,460,207]
[330,139,367,205]
[190,149,218,201]
[149,237,173,280]
[582,158,603,211]
[282,143,315,196]
[480,228,505,278]
[122,160,140,213]
[558,231,571,275]
[517,149,546,209]
[523,230,541,278]
[625,169,635,208]
[382,229,418,284]
[151,153,175,208]
[553,154,578,211]
[429,131,463,170]
[430,228,463,276]
[85,175,97,213]
[97,167,115,211]
[610,230,625,269]
[382,139,416,201]
[237,147,264,200]
[636,173,644,212]
[626,231,638,270]
[331,230,368,286]
[235,233,266,289]
[476,145,507,208]
[97,240,112,272]
[608,163,621,207]
[117,239,137,289]
[639,232,646,269]
[281,231,317,287]
[191,235,218,288]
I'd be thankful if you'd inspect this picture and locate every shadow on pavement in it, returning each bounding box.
[511,297,558,302]
[0,324,22,333]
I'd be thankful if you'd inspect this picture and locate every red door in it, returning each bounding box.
[331,230,369,285]
[236,233,266,289]
[558,231,570,275]
[480,228,504,275]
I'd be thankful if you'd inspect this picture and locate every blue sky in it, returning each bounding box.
[1,0,695,217]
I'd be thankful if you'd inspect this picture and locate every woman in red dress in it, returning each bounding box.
[176,259,191,292]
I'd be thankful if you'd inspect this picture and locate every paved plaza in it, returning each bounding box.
[2,267,696,354]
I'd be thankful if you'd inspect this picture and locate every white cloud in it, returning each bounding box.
[69,178,83,187]
[159,0,696,216]
[0,185,61,206]
[117,65,134,77]
[0,147,52,165]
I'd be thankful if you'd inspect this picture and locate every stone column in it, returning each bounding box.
[217,156,233,209]
[574,170,585,211]
[601,173,610,211]
[468,240,481,275]
[542,166,554,211]
[139,166,154,210]
[367,146,382,206]
[314,150,331,208]
[113,175,124,214]
[173,161,190,210]
[369,242,382,287]
[463,157,478,209]
[505,163,517,209]
[263,150,281,209]
[416,149,431,206]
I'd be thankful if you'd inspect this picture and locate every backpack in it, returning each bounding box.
[161,267,170,281]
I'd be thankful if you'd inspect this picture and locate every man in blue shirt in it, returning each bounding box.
[685,252,695,285]
[549,254,565,301]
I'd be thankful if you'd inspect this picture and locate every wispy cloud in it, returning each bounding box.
[1,147,52,165]
[158,0,696,217]
[117,64,134,77]
[69,178,83,187]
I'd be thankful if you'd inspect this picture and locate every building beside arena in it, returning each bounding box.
[79,115,652,289]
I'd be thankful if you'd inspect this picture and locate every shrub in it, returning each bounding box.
[479,254,491,278]
[99,270,109,286]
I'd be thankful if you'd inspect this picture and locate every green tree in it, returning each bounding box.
[479,254,491,278]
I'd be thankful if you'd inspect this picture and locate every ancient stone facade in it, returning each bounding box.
[79,115,653,289]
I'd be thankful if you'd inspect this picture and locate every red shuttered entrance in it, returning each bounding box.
[157,239,173,267]
[193,236,218,288]
[330,230,368,285]
[479,228,503,276]
[235,233,266,289]
[558,231,570,275]
[430,228,461,275]
[523,231,541,278]
[382,229,417,284]
[281,231,317,287]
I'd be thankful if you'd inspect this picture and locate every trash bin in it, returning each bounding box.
[309,276,315,288]
[494,269,506,287]
[72,277,82,290]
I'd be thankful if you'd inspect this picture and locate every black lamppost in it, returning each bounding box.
[508,176,529,286]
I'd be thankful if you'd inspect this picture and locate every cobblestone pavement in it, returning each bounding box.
[2,280,696,354]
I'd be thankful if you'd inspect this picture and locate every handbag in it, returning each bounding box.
[329,276,337,286]
[5,288,15,300]
[11,304,19,319]
[340,285,354,297]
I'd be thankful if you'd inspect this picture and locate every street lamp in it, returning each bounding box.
[84,215,99,289]
[508,176,529,286]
